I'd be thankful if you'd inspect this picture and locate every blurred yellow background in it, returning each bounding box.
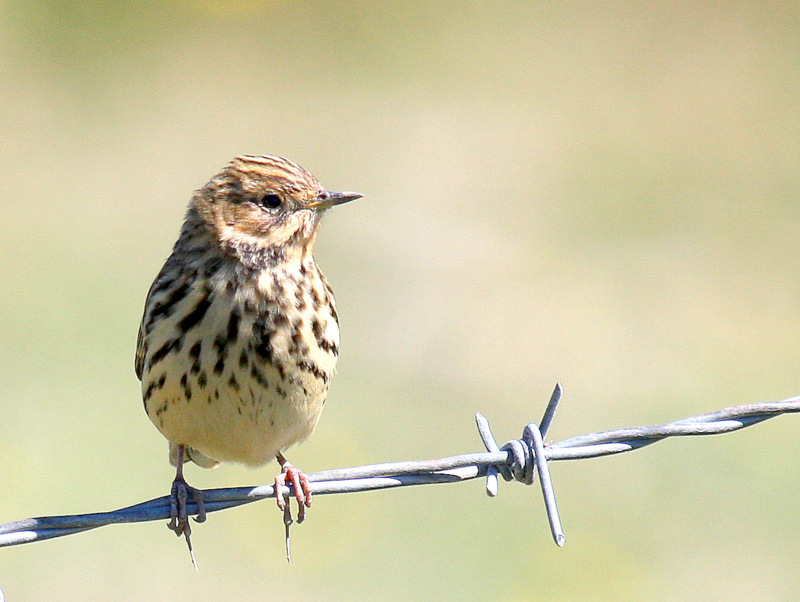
[1,1,799,600]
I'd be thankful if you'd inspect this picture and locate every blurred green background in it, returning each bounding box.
[1,1,799,600]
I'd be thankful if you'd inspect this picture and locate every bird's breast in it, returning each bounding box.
[141,257,339,466]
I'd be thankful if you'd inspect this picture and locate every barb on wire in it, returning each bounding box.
[2,385,799,554]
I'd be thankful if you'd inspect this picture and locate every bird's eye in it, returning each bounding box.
[258,194,282,210]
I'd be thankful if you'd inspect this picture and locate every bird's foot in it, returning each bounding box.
[168,474,206,570]
[274,460,312,523]
[275,454,312,564]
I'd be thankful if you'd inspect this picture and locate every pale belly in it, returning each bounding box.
[150,361,326,467]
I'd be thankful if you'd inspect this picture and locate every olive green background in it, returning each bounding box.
[1,2,799,600]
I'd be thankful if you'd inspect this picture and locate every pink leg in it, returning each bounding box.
[274,452,312,522]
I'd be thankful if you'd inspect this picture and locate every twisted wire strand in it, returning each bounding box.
[2,387,798,550]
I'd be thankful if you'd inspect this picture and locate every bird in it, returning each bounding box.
[135,154,361,558]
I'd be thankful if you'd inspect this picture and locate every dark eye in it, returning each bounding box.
[258,194,282,209]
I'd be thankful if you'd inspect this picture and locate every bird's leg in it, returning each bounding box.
[168,444,206,569]
[274,452,312,523]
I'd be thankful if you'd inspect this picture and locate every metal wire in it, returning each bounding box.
[2,385,799,551]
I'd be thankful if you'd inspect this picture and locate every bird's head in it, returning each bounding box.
[190,154,361,265]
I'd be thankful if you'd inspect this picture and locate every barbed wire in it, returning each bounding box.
[2,384,799,555]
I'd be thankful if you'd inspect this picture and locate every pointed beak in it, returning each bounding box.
[307,190,363,210]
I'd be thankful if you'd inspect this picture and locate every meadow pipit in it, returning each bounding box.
[135,155,360,555]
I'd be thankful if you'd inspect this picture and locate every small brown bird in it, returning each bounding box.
[135,155,360,554]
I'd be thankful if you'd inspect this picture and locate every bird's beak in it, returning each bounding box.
[308,190,363,210]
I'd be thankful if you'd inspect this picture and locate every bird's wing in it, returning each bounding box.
[134,319,146,382]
